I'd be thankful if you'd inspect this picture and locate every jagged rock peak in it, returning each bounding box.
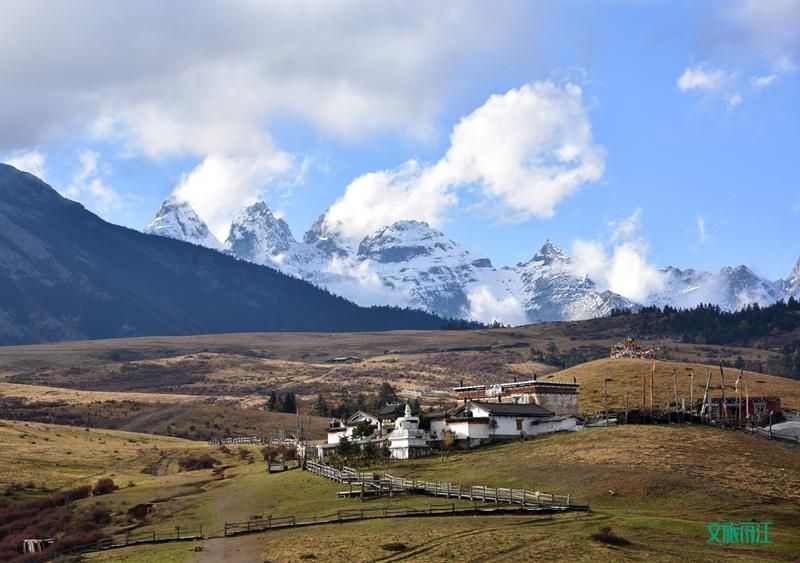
[144,196,221,250]
[357,220,483,265]
[303,214,352,258]
[226,201,296,255]
[529,239,570,265]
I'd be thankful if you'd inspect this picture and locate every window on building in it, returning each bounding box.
[516,419,523,431]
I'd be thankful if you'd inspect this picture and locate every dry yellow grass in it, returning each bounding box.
[545,358,800,413]
[0,418,204,490]
[0,382,200,404]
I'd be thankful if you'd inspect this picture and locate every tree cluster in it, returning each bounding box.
[267,391,298,413]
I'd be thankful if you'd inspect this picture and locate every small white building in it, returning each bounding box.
[387,403,430,459]
[430,400,578,447]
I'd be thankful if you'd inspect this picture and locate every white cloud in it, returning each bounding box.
[726,93,743,107]
[0,2,514,154]
[320,256,412,308]
[677,65,751,108]
[173,152,293,240]
[696,216,708,244]
[63,150,122,214]
[728,0,800,66]
[677,66,733,92]
[323,81,605,244]
[2,149,47,180]
[751,74,777,89]
[571,209,665,303]
[464,286,528,326]
[610,208,642,241]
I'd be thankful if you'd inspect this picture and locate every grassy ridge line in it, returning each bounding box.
[549,357,800,412]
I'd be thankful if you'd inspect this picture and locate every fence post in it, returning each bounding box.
[268,516,272,529]
[522,489,526,507]
[224,523,228,536]
[566,494,570,507]
[177,526,181,540]
[124,531,129,546]
[152,530,156,542]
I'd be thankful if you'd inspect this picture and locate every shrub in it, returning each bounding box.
[590,526,631,546]
[88,503,112,525]
[178,453,220,471]
[92,478,117,496]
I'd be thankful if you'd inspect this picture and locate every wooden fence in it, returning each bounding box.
[223,502,575,537]
[304,461,582,510]
[50,526,203,560]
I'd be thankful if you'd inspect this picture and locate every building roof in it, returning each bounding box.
[453,379,579,392]
[469,401,554,417]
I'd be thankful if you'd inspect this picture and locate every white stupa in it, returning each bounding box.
[387,402,430,459]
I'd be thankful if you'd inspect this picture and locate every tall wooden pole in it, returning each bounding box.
[739,368,744,426]
[604,379,609,427]
[650,360,655,420]
[625,393,629,424]
[672,369,678,420]
[641,369,646,416]
[701,369,712,420]
[689,371,694,420]
[719,364,728,420]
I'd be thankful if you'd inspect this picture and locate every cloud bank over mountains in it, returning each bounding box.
[321,81,605,247]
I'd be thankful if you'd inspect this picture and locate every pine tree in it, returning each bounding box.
[267,391,277,411]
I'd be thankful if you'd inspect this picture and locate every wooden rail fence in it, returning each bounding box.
[304,461,585,510]
[223,503,574,537]
[50,526,203,561]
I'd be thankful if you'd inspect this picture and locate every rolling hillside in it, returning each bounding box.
[548,358,800,413]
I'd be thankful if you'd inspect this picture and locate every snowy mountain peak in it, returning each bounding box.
[143,196,221,250]
[303,215,352,258]
[784,258,800,298]
[226,201,295,255]
[521,239,570,267]
[224,201,323,278]
[357,220,466,263]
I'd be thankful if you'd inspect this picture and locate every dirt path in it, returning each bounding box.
[194,536,268,562]
[118,402,195,433]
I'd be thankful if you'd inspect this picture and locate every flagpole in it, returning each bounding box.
[650,360,655,421]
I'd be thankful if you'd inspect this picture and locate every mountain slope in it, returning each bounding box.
[649,265,786,310]
[143,197,221,249]
[0,164,447,344]
[510,240,636,322]
[224,202,323,278]
[355,220,494,317]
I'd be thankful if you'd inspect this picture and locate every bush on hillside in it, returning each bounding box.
[178,453,220,471]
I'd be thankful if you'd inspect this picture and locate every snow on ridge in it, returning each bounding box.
[143,199,799,325]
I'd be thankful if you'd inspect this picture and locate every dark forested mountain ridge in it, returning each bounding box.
[0,164,447,344]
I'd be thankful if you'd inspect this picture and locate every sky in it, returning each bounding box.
[1,0,798,296]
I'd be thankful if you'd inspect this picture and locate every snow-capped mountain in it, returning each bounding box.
[650,265,785,310]
[355,220,494,317]
[511,241,636,321]
[143,198,799,325]
[224,202,323,278]
[303,214,352,258]
[143,197,221,250]
[781,258,800,299]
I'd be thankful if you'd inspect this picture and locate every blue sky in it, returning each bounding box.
[1,1,798,284]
